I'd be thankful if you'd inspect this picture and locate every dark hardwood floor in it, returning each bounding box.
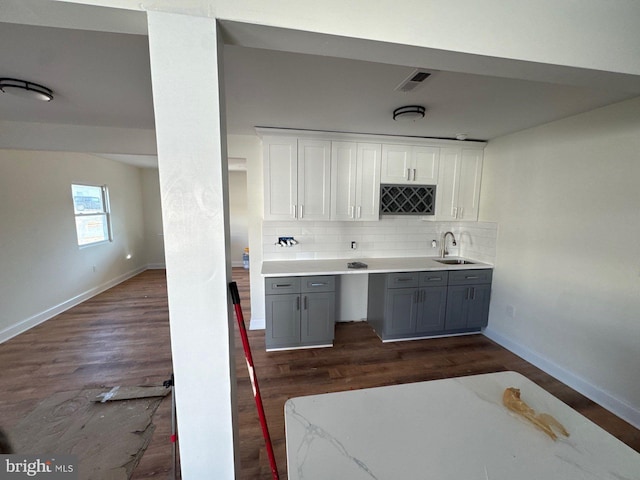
[0,268,638,479]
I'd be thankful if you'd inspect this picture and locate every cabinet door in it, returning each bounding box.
[466,284,491,328]
[265,293,300,348]
[435,147,461,221]
[416,286,447,334]
[301,292,335,344]
[263,137,298,220]
[384,287,418,336]
[298,139,331,220]
[330,141,358,221]
[381,144,412,183]
[444,285,469,330]
[457,149,483,221]
[355,143,381,221]
[412,146,439,184]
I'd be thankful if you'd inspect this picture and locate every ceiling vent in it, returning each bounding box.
[395,70,432,93]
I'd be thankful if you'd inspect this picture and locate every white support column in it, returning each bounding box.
[147,12,237,479]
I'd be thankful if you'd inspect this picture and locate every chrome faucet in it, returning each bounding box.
[440,231,457,258]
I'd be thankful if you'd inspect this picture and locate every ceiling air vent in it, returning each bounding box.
[395,70,432,93]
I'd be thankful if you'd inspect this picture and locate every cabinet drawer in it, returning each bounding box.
[265,277,301,295]
[301,276,335,293]
[447,269,493,285]
[419,271,448,286]
[386,272,420,289]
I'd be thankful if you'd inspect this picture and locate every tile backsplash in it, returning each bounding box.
[262,219,498,264]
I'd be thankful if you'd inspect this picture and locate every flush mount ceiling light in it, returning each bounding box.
[0,78,54,102]
[455,133,468,141]
[393,105,425,121]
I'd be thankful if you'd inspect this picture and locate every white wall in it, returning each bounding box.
[228,170,248,266]
[141,168,166,267]
[0,149,147,342]
[481,96,640,427]
[227,134,263,323]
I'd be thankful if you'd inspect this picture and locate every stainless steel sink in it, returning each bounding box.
[435,259,475,265]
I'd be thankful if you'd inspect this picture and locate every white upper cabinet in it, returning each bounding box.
[263,137,331,221]
[331,142,381,221]
[381,144,439,184]
[261,128,485,223]
[436,147,483,221]
[298,139,332,221]
[263,136,298,221]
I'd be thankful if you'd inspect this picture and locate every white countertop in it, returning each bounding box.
[261,256,492,277]
[284,371,640,480]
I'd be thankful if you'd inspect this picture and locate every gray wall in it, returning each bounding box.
[0,149,148,341]
[481,96,640,426]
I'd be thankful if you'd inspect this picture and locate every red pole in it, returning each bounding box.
[229,282,279,480]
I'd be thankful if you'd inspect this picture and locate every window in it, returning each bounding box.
[71,184,112,246]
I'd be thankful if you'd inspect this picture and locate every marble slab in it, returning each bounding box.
[284,371,640,480]
[262,256,492,277]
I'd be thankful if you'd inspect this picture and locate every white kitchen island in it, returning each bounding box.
[284,371,640,479]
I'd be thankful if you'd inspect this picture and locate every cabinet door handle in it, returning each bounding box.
[465,275,479,280]
[407,168,411,181]
[471,287,476,300]
[426,277,442,282]
[310,282,327,287]
[350,205,355,219]
[356,205,362,219]
[414,290,419,303]
[412,168,416,181]
[303,295,308,310]
[274,283,293,288]
[459,207,464,219]
[396,278,413,282]
[292,204,297,219]
[299,204,304,219]
[296,296,300,310]
[420,289,425,303]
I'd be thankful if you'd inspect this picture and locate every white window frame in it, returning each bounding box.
[71,183,112,247]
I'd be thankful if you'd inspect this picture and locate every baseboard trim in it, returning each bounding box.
[146,263,166,269]
[249,317,265,330]
[483,326,640,430]
[0,266,147,344]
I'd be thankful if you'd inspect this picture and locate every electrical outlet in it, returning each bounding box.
[351,241,357,250]
[506,305,516,319]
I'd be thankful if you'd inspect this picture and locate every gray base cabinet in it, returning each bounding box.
[445,270,492,330]
[265,276,336,350]
[368,269,492,341]
[368,271,449,341]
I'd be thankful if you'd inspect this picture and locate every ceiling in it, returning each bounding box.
[2,2,639,168]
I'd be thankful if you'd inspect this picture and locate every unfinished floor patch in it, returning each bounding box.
[11,386,169,480]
